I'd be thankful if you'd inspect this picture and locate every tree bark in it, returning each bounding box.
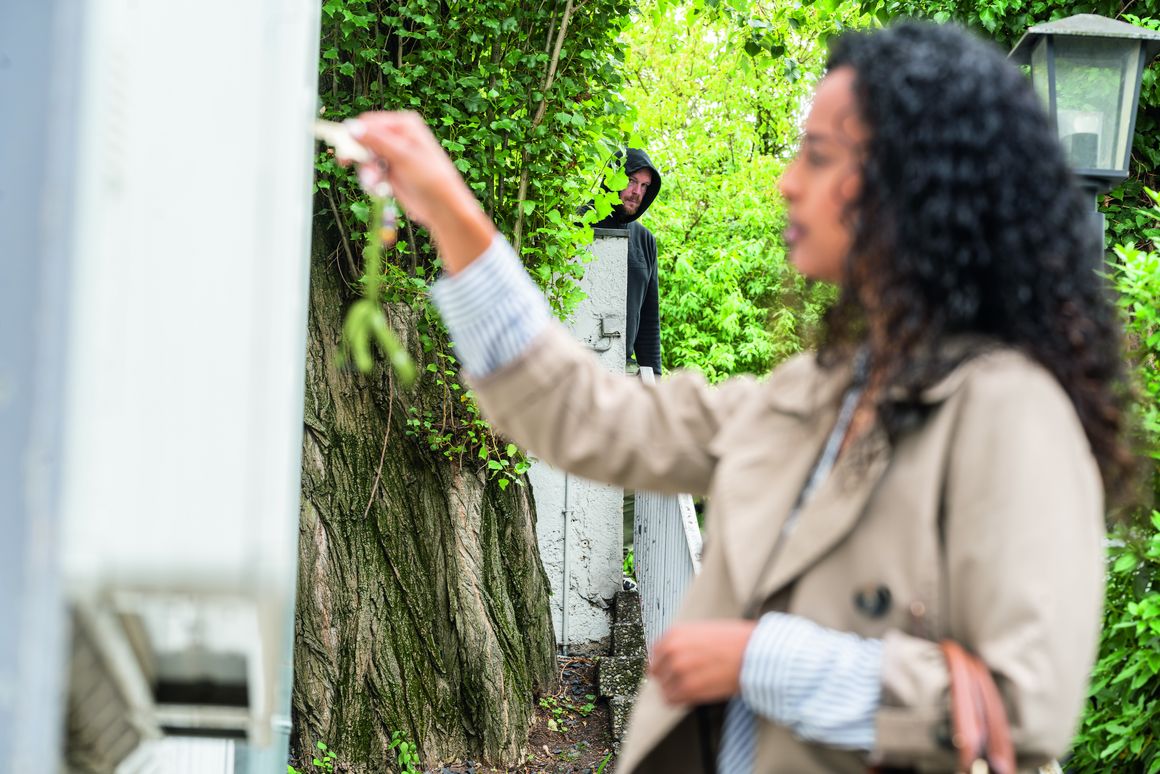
[292,228,556,772]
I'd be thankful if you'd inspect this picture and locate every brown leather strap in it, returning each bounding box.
[967,650,1015,774]
[939,641,1016,774]
[941,641,986,771]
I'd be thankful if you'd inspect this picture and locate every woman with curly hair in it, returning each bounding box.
[341,19,1130,774]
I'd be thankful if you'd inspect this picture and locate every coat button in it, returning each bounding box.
[853,584,892,618]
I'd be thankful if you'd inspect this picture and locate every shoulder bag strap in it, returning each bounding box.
[939,640,1016,774]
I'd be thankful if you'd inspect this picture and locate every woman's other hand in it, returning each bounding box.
[348,111,496,273]
[649,620,757,706]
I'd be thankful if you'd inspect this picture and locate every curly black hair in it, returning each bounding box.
[820,21,1132,496]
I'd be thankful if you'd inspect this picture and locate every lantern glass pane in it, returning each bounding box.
[1031,38,1051,112]
[1053,36,1140,174]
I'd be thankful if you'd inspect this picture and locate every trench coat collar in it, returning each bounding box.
[761,354,851,418]
[727,344,986,610]
[746,428,892,607]
[721,398,892,608]
[764,339,997,417]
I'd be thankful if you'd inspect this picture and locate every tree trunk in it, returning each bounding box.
[292,228,556,772]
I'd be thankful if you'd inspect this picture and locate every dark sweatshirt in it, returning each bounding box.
[592,148,663,374]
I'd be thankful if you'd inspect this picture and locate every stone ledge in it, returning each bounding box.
[597,654,645,698]
[599,588,649,744]
[612,621,645,659]
[614,588,643,627]
[608,695,635,739]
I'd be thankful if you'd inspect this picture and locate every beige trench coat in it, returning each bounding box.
[470,325,1105,773]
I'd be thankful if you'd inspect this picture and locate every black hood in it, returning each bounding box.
[592,148,662,227]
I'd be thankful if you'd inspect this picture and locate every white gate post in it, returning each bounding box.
[528,229,628,654]
[0,2,81,769]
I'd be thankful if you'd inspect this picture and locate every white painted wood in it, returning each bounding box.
[45,0,320,765]
[529,231,628,652]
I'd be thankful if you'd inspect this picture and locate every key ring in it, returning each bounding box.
[315,119,399,251]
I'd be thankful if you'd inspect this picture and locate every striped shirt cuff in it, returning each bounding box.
[429,234,552,377]
[740,612,883,750]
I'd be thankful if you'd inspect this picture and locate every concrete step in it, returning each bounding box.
[608,695,634,740]
[598,654,645,699]
[612,620,645,658]
[603,588,648,742]
[614,588,642,627]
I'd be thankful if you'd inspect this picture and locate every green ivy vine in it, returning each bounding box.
[315,0,634,484]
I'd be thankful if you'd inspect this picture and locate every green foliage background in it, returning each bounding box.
[1075,199,1160,773]
[620,0,859,381]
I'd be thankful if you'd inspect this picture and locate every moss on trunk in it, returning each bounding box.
[292,230,555,772]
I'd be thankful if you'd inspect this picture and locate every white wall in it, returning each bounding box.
[529,231,628,652]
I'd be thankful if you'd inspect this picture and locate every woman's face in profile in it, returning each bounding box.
[779,67,868,284]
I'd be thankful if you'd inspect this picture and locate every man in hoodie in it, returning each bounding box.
[592,149,663,376]
[591,149,664,551]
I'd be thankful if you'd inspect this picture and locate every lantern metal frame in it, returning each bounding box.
[1010,14,1160,192]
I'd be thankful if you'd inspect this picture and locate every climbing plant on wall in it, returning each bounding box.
[314,0,634,478]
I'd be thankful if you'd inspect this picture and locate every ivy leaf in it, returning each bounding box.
[1113,552,1139,574]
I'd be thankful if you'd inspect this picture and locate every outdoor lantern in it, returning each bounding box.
[1010,14,1160,193]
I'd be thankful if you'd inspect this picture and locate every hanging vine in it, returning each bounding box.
[314,0,633,483]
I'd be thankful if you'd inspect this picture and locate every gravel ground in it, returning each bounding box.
[434,657,616,774]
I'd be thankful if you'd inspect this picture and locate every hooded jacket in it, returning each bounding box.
[593,149,663,374]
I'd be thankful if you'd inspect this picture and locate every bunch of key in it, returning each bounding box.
[314,119,398,250]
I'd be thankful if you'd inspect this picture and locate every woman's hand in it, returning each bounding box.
[649,620,757,706]
[347,112,496,273]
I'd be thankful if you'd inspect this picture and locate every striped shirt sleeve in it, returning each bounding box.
[428,234,552,377]
[739,612,883,750]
